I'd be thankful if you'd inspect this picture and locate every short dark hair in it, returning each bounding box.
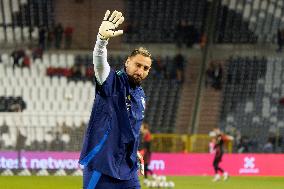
[129,47,151,59]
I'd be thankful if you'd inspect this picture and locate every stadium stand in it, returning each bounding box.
[220,56,284,152]
[124,0,284,44]
[215,0,284,43]
[124,0,208,43]
[0,0,54,44]
[214,0,257,43]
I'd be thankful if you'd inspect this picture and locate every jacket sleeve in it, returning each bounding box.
[93,35,110,85]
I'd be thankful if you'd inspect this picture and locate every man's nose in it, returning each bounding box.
[136,67,143,76]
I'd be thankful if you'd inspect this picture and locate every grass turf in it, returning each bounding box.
[0,176,283,189]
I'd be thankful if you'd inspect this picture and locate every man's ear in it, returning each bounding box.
[125,58,130,68]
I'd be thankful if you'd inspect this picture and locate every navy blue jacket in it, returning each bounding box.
[79,69,146,180]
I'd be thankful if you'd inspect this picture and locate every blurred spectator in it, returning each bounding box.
[38,26,46,50]
[11,48,32,68]
[54,23,64,49]
[16,130,27,150]
[9,101,18,112]
[152,56,165,79]
[61,121,72,133]
[8,97,26,112]
[0,136,3,149]
[175,20,188,48]
[25,46,32,58]
[173,53,185,83]
[213,62,223,90]
[237,136,250,153]
[30,140,40,151]
[11,48,25,69]
[47,27,55,49]
[23,46,32,68]
[185,21,199,48]
[0,121,9,135]
[263,138,273,153]
[206,61,215,87]
[41,140,48,151]
[11,49,20,68]
[267,132,282,152]
[206,61,223,90]
[0,97,26,112]
[23,55,31,68]
[176,20,199,48]
[50,132,64,151]
[64,26,74,49]
[70,64,86,81]
[32,47,43,60]
[200,33,207,50]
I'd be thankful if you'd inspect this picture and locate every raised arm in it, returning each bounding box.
[93,10,124,84]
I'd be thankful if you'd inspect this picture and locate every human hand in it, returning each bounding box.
[98,10,125,40]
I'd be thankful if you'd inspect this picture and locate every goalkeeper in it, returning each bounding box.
[79,10,152,189]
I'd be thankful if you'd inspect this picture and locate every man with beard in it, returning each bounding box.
[79,10,152,189]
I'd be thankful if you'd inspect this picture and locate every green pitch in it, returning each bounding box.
[0,176,283,189]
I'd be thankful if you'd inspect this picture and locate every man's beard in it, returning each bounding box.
[128,74,142,86]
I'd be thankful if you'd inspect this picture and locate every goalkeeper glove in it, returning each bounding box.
[98,10,125,40]
[137,151,145,176]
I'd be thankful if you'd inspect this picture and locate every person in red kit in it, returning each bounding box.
[140,123,153,179]
[209,128,234,182]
